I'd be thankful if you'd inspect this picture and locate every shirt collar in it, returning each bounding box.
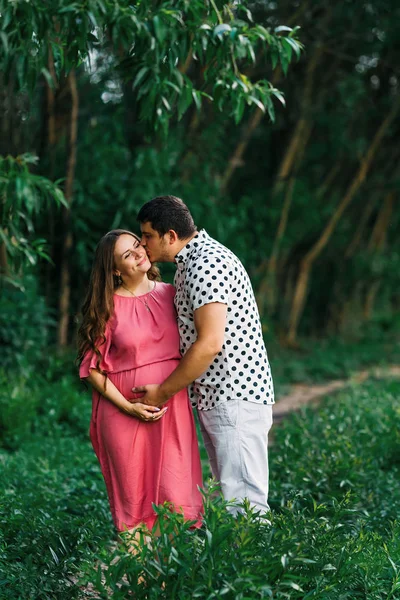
[174,229,209,266]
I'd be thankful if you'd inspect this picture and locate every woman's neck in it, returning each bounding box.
[119,274,149,295]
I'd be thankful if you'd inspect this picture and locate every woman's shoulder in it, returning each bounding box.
[154,281,175,297]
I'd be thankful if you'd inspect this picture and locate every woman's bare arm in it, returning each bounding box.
[85,369,167,422]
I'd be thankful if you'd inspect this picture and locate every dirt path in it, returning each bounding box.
[273,364,400,423]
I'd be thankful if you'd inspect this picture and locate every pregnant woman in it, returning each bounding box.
[77,229,203,540]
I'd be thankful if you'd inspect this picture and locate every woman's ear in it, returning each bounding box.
[114,269,120,277]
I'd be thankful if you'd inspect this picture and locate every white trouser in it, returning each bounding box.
[197,399,273,515]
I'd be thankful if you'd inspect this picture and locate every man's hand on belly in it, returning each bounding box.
[131,383,169,407]
[131,305,226,406]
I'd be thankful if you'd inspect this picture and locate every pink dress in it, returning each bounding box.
[79,282,203,532]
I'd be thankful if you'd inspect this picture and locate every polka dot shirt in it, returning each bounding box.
[174,229,274,411]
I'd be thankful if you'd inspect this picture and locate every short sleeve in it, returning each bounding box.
[167,283,176,299]
[79,322,112,379]
[189,257,231,310]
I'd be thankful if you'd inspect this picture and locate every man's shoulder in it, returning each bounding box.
[193,234,238,265]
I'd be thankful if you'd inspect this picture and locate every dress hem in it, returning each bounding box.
[116,512,203,533]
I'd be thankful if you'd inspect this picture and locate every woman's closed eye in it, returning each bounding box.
[124,244,140,259]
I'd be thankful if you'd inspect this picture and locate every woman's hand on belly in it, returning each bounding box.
[124,401,168,422]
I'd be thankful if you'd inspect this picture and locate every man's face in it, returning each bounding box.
[140,222,172,263]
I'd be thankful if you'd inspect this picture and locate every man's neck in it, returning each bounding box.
[173,231,198,259]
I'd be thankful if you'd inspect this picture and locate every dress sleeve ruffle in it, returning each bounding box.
[79,323,112,379]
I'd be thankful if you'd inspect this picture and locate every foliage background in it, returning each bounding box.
[1,0,400,597]
[1,0,399,350]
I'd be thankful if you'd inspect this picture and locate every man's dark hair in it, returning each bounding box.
[137,195,197,239]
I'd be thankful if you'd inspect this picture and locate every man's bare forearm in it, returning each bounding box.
[158,340,220,403]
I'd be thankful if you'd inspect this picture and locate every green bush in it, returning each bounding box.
[81,379,400,599]
[270,379,400,528]
[0,359,90,450]
[0,276,55,373]
[1,375,400,599]
[0,435,113,599]
[0,370,41,450]
[85,493,400,600]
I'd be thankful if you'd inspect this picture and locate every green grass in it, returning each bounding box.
[0,430,114,598]
[1,368,400,598]
[91,379,400,599]
[268,325,400,397]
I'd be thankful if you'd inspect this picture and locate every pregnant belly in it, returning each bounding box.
[108,359,180,401]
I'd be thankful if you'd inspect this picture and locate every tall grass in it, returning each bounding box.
[1,371,399,599]
[88,379,400,599]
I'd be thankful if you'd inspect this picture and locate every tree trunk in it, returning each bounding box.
[220,1,314,188]
[286,97,400,346]
[363,281,381,321]
[272,49,322,195]
[220,69,282,193]
[45,49,58,300]
[367,191,394,252]
[58,70,79,348]
[326,197,375,333]
[178,37,193,75]
[316,162,341,199]
[256,49,322,318]
[220,103,267,193]
[345,197,376,257]
[0,239,8,276]
[261,121,313,315]
[363,191,394,319]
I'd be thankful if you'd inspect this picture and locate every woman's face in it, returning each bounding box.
[113,234,151,280]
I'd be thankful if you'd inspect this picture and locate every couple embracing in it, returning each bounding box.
[77,195,274,540]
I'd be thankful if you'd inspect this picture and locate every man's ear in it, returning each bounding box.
[167,230,179,245]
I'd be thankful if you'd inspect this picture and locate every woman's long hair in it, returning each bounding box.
[77,229,160,373]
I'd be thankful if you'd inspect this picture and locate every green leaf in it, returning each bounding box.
[173,69,184,88]
[41,68,55,90]
[279,51,289,76]
[214,24,232,39]
[192,90,202,111]
[165,81,181,94]
[1,9,12,30]
[289,25,302,38]
[284,37,302,59]
[133,67,149,89]
[270,47,279,70]
[281,38,293,62]
[177,84,193,120]
[248,95,265,113]
[161,96,171,111]
[265,96,275,121]
[272,89,286,106]
[247,41,256,63]
[58,5,79,13]
[230,27,238,41]
[275,26,293,33]
[16,55,27,90]
[0,32,8,54]
[234,95,246,124]
[153,15,166,43]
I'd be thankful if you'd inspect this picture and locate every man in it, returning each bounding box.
[133,195,274,514]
